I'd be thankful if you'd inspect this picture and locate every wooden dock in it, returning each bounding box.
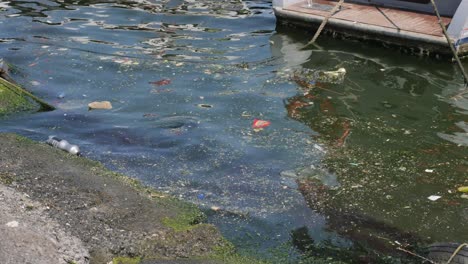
[274,0,455,54]
[285,0,451,37]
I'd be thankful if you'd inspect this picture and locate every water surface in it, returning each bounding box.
[1,0,467,261]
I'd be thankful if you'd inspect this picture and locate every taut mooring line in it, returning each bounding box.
[429,0,468,87]
[305,0,346,47]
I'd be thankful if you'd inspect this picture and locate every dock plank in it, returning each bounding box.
[284,0,451,37]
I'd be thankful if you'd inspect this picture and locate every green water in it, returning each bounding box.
[273,25,468,261]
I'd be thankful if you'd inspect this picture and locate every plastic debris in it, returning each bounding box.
[149,79,171,86]
[197,104,213,108]
[57,92,65,99]
[314,144,325,153]
[316,68,347,83]
[427,195,441,201]
[425,169,434,173]
[458,186,468,193]
[46,136,80,155]
[252,119,270,131]
[88,101,112,110]
[197,193,205,200]
[241,111,251,117]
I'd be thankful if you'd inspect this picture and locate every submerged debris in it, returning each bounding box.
[316,68,347,84]
[292,67,347,87]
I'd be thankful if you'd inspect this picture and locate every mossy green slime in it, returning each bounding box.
[112,256,141,264]
[0,78,37,115]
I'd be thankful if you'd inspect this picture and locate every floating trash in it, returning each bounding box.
[427,195,441,201]
[313,144,325,153]
[88,101,112,110]
[211,206,221,211]
[149,79,171,86]
[46,136,80,155]
[252,119,271,131]
[197,104,213,108]
[315,68,347,84]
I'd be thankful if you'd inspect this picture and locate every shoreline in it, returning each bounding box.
[0,133,256,264]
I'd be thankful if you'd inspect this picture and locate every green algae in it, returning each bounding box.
[0,78,37,115]
[162,208,206,232]
[13,134,36,144]
[112,257,141,264]
[90,162,207,232]
[202,239,269,264]
[0,76,54,115]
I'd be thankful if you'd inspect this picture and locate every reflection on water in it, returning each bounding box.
[1,0,467,261]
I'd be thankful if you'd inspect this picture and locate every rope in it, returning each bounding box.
[305,0,345,46]
[396,247,435,263]
[429,0,468,86]
[446,243,467,264]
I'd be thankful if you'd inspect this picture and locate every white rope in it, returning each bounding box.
[306,0,345,46]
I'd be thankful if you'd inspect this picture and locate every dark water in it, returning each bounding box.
[1,0,467,261]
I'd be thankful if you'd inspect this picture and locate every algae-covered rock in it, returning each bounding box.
[0,59,54,115]
[0,77,38,115]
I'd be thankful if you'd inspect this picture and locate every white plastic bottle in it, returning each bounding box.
[46,136,80,155]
